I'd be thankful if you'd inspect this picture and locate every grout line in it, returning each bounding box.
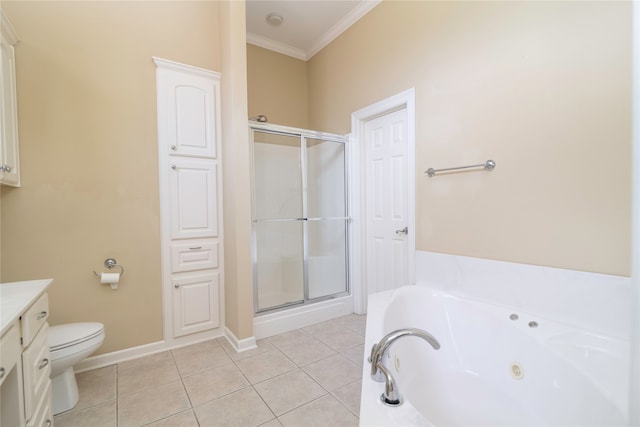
[75,316,366,427]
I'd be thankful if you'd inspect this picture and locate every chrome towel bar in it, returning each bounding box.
[425,160,496,177]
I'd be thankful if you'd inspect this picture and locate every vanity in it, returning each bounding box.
[1,279,54,427]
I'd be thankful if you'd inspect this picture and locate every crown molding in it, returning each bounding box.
[247,0,381,62]
[307,0,381,59]
[247,32,308,61]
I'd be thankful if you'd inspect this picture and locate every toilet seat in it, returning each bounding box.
[49,322,105,359]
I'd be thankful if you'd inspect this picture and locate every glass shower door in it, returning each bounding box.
[252,130,304,311]
[305,137,349,300]
[251,126,349,313]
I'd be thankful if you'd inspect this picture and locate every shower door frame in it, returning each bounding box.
[249,122,351,314]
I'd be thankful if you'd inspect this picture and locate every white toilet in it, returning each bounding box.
[48,322,105,414]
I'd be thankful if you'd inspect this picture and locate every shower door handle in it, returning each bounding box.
[395,226,408,235]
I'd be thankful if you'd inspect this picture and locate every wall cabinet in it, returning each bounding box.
[0,10,20,187]
[154,57,223,341]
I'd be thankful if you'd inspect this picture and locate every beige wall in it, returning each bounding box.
[0,1,221,354]
[220,0,254,340]
[247,44,309,129]
[308,1,632,276]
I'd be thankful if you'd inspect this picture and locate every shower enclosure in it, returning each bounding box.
[250,123,349,313]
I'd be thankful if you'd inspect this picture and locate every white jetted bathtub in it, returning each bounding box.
[360,285,629,426]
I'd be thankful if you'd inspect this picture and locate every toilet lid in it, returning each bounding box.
[48,322,104,351]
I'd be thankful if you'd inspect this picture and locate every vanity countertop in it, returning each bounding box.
[0,279,53,336]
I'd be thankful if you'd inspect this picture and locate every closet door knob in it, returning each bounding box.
[171,164,177,170]
[170,145,177,150]
[174,283,180,288]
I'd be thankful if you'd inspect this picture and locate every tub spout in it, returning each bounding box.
[369,328,440,382]
[376,361,402,406]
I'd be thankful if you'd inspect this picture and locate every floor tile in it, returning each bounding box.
[74,365,116,410]
[303,353,361,391]
[333,314,367,336]
[276,337,336,366]
[313,327,365,352]
[302,319,342,336]
[278,394,359,427]
[218,336,276,361]
[194,387,275,427]
[172,339,233,376]
[254,369,327,416]
[118,351,173,372]
[118,380,190,427]
[183,363,249,406]
[259,419,283,427]
[117,351,180,396]
[267,328,316,348]
[144,409,199,427]
[342,344,366,368]
[66,313,366,426]
[332,379,362,416]
[53,400,116,427]
[235,349,296,384]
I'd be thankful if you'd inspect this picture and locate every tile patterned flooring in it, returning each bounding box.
[53,314,366,427]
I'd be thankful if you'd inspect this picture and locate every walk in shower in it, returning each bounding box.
[250,123,349,314]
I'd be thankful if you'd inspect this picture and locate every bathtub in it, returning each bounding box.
[360,285,629,426]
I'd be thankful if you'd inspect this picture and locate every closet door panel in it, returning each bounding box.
[168,159,218,240]
[172,272,220,337]
[162,69,219,159]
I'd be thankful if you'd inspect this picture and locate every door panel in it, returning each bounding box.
[254,220,304,311]
[169,159,218,239]
[164,71,218,158]
[172,272,219,337]
[365,108,409,294]
[253,131,302,220]
[307,219,348,299]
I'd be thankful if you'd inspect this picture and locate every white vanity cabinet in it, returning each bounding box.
[0,10,21,187]
[154,57,224,340]
[0,279,54,427]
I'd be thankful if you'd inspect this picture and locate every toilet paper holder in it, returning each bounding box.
[92,258,125,278]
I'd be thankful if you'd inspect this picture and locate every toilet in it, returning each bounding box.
[48,322,105,415]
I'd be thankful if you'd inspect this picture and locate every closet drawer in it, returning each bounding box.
[0,322,21,387]
[21,293,49,347]
[170,241,218,273]
[23,323,51,421]
[26,381,52,427]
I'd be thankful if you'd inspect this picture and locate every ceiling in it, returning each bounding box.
[245,0,381,61]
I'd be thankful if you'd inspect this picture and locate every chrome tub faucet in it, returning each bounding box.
[368,328,441,405]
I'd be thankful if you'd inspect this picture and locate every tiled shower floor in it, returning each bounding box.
[53,314,366,427]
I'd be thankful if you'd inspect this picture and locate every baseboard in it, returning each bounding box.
[254,295,354,339]
[224,326,257,353]
[74,298,353,372]
[74,328,225,373]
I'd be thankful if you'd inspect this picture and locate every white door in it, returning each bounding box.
[364,108,409,294]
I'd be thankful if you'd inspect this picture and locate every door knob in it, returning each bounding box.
[395,226,408,235]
